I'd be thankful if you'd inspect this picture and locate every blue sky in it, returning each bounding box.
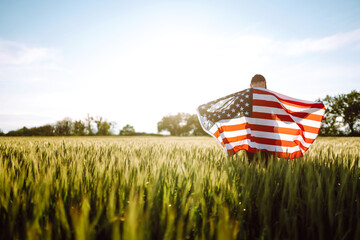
[1,0,360,133]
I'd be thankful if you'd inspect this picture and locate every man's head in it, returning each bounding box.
[250,74,266,89]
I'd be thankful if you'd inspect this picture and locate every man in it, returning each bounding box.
[197,74,324,163]
[247,74,272,164]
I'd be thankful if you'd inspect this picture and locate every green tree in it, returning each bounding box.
[8,127,32,136]
[85,114,94,136]
[55,118,73,136]
[157,113,191,136]
[37,124,55,136]
[119,124,136,136]
[320,90,360,136]
[5,124,54,136]
[94,116,113,136]
[185,114,206,136]
[73,120,86,136]
[157,113,206,136]
[319,95,342,136]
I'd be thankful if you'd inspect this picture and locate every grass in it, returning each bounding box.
[0,136,359,239]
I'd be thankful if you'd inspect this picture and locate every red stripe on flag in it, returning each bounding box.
[227,145,303,158]
[252,112,294,122]
[296,124,320,135]
[249,124,300,135]
[213,122,248,137]
[221,134,251,144]
[253,99,282,109]
[287,111,324,122]
[253,88,325,109]
[221,135,309,151]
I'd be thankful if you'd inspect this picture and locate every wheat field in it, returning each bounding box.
[0,136,359,239]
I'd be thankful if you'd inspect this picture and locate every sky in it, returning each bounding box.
[1,0,360,134]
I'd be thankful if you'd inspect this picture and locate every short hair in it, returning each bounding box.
[251,74,267,88]
[251,74,266,85]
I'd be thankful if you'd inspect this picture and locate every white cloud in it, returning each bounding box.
[0,39,60,65]
[0,38,67,88]
[283,28,360,55]
[209,28,360,57]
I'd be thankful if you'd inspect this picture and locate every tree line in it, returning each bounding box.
[1,115,116,136]
[0,113,206,137]
[319,90,360,136]
[0,90,358,137]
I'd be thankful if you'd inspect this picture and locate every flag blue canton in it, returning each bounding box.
[197,88,253,130]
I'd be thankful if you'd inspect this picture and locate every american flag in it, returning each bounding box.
[197,88,325,158]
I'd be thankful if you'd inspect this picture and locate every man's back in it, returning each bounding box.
[247,74,271,164]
